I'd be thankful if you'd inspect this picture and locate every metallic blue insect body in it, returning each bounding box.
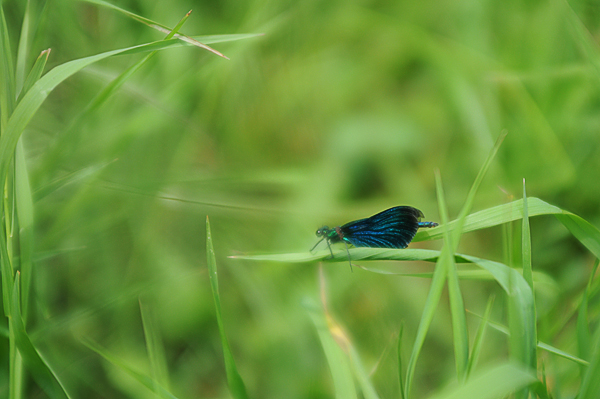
[311,206,438,270]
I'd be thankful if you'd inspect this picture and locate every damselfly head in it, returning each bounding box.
[315,226,330,237]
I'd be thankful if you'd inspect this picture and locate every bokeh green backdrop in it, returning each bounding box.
[2,0,600,397]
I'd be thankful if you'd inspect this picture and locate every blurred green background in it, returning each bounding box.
[2,0,600,397]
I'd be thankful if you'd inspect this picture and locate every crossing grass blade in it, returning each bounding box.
[206,217,249,399]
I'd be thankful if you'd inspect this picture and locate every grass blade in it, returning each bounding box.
[81,338,178,399]
[398,323,405,399]
[508,178,536,394]
[577,326,600,399]
[435,170,468,381]
[10,274,70,398]
[193,33,264,44]
[414,197,561,242]
[315,270,379,399]
[554,212,600,259]
[403,250,447,399]
[81,0,228,59]
[17,48,50,103]
[206,216,249,399]
[304,295,358,399]
[140,299,171,396]
[0,38,190,191]
[521,179,533,289]
[1,5,16,122]
[15,140,34,321]
[474,315,589,366]
[577,260,598,363]
[466,295,495,378]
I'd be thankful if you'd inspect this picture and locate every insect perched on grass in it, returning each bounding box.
[311,206,438,271]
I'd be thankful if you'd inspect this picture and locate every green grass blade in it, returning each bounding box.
[426,363,537,399]
[578,326,600,399]
[81,338,178,399]
[555,212,600,259]
[510,179,536,390]
[475,313,588,366]
[404,251,447,399]
[83,10,190,116]
[0,39,188,191]
[17,48,50,103]
[206,216,249,399]
[577,259,598,363]
[140,299,171,396]
[521,179,533,289]
[15,140,34,321]
[193,33,264,44]
[449,131,507,249]
[466,295,494,378]
[33,161,114,201]
[414,197,562,242]
[304,298,358,399]
[15,0,31,94]
[81,0,228,59]
[398,323,406,399]
[435,170,468,381]
[10,274,70,399]
[0,5,16,124]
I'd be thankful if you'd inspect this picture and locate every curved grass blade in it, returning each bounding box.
[414,197,561,242]
[0,39,187,190]
[10,274,70,399]
[206,217,249,399]
[426,363,536,399]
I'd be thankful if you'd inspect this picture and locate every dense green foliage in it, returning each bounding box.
[1,0,600,398]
